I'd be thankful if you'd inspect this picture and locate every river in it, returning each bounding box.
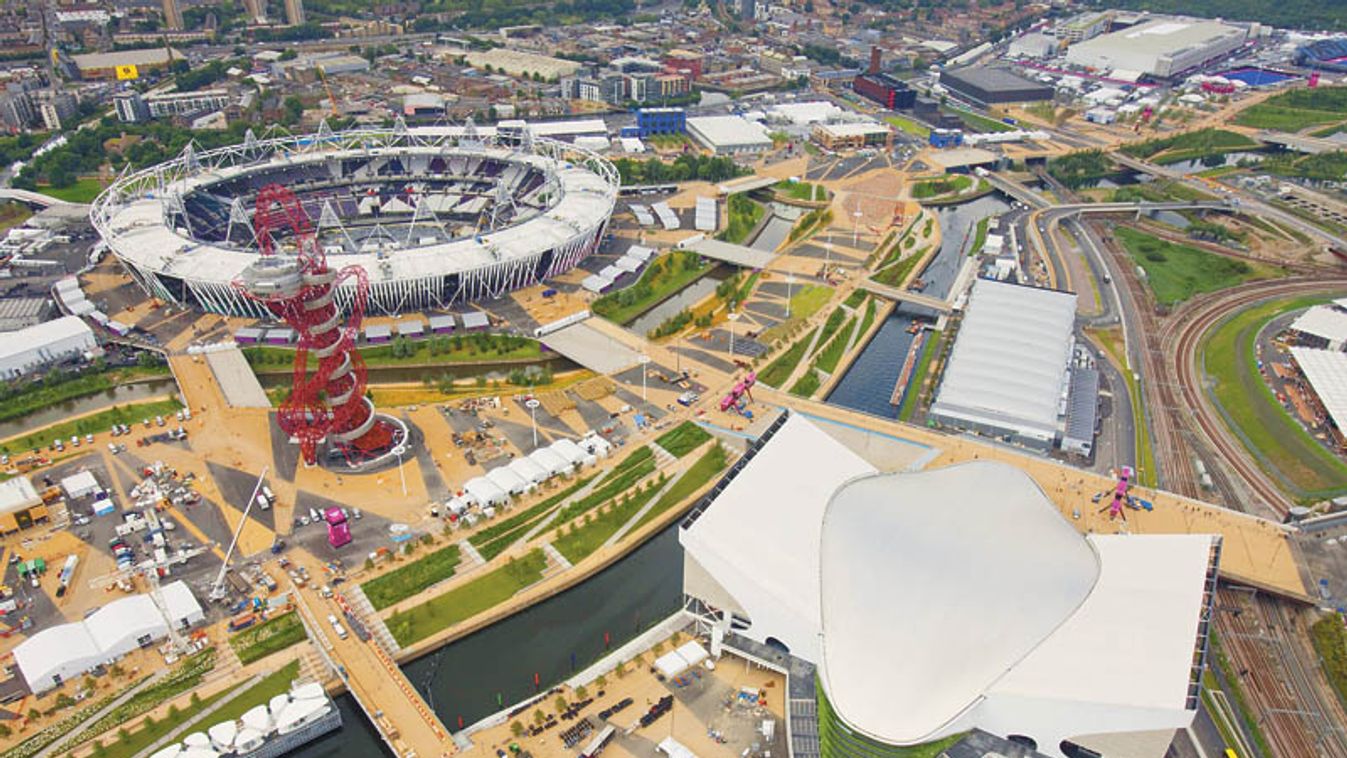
[288,522,685,758]
[826,193,1011,419]
[0,379,179,441]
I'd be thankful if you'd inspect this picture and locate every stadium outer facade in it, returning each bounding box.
[89,124,619,318]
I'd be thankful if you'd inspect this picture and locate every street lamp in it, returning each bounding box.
[785,274,797,319]
[727,312,740,358]
[393,445,408,496]
[638,354,651,402]
[525,397,540,449]
[852,205,863,247]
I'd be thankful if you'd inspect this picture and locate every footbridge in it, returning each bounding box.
[858,279,955,313]
[0,188,78,207]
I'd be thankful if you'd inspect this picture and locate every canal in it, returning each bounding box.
[826,193,1011,419]
[626,267,732,338]
[289,522,685,757]
[0,379,179,441]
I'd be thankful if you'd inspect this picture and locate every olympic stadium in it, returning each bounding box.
[89,123,620,318]
[1295,37,1347,74]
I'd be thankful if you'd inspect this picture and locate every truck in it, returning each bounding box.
[228,613,257,632]
[327,613,348,640]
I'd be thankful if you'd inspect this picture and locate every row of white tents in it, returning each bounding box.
[448,434,614,512]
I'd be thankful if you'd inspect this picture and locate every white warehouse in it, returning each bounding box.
[0,315,97,380]
[1065,17,1248,80]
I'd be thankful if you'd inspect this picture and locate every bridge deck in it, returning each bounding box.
[857,279,953,312]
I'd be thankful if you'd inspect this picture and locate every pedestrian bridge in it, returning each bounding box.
[857,279,955,313]
[0,188,79,207]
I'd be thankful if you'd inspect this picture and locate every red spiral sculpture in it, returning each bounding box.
[235,184,395,466]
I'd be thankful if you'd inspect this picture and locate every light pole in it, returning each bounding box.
[727,312,740,358]
[525,397,540,449]
[853,205,863,247]
[638,354,651,402]
[393,445,408,496]
[785,274,796,319]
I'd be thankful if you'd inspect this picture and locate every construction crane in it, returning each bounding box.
[210,466,270,601]
[317,66,340,118]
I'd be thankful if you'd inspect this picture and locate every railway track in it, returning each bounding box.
[1167,279,1347,519]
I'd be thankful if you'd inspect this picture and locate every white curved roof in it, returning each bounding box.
[819,462,1099,745]
[549,438,589,465]
[528,447,570,476]
[931,279,1076,442]
[293,681,325,701]
[463,476,508,505]
[207,721,237,749]
[96,132,616,287]
[486,466,529,494]
[148,745,182,758]
[507,456,550,484]
[240,704,272,732]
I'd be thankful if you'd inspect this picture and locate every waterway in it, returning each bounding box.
[750,214,796,253]
[0,379,179,441]
[288,522,685,758]
[826,193,1011,419]
[626,267,731,338]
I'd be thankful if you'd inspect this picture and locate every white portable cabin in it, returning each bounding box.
[463,477,509,507]
[528,447,570,477]
[444,496,470,516]
[485,466,532,496]
[507,456,550,486]
[549,438,594,468]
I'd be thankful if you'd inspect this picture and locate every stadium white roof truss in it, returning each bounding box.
[90,124,620,318]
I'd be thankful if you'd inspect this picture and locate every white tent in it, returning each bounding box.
[486,466,532,496]
[550,438,593,468]
[580,434,613,459]
[61,470,100,499]
[463,477,509,506]
[657,736,699,758]
[528,448,570,477]
[507,456,550,486]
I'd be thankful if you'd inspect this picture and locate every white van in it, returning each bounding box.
[327,614,348,640]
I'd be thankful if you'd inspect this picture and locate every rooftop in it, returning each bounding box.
[1291,347,1347,432]
[941,65,1051,92]
[686,115,773,148]
[1071,17,1245,57]
[1290,305,1347,344]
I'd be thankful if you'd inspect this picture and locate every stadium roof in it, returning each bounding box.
[1290,305,1347,345]
[680,414,876,663]
[1291,347,1347,432]
[931,280,1076,443]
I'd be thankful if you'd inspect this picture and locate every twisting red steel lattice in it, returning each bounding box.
[235,184,395,466]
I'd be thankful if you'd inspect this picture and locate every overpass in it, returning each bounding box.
[0,188,79,208]
[1257,130,1343,155]
[858,278,955,312]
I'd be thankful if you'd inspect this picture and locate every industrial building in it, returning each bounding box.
[14,581,205,692]
[810,121,891,151]
[1289,304,1347,350]
[686,115,773,155]
[930,280,1079,449]
[0,476,48,534]
[1290,347,1347,438]
[1065,17,1248,80]
[71,48,183,80]
[635,107,686,137]
[680,413,1220,758]
[939,66,1055,108]
[0,316,98,380]
[464,48,582,80]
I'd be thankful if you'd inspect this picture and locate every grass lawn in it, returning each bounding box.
[1116,227,1273,306]
[947,108,1015,133]
[655,421,711,458]
[718,194,764,244]
[969,217,990,256]
[630,443,727,533]
[1313,616,1347,710]
[814,316,857,375]
[2,397,184,453]
[789,369,821,397]
[553,481,662,563]
[759,327,817,388]
[857,298,877,338]
[96,661,301,758]
[59,651,217,753]
[1203,297,1347,499]
[1121,128,1260,164]
[469,477,593,561]
[592,251,711,325]
[1236,87,1347,131]
[911,175,972,200]
[761,285,832,343]
[388,549,548,646]
[871,248,926,288]
[898,331,941,421]
[884,114,930,138]
[556,448,656,523]
[843,290,866,308]
[230,612,308,664]
[363,543,463,610]
[775,180,829,202]
[39,178,103,203]
[811,308,847,357]
[244,333,540,371]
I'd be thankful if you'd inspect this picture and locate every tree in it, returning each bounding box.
[54,693,75,709]
[281,96,304,126]
[554,695,568,713]
[533,708,546,725]
[596,674,608,689]
[510,720,525,737]
[575,684,589,700]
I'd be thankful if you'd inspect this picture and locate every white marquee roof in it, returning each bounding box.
[0,476,41,515]
[1290,305,1347,344]
[931,279,1076,442]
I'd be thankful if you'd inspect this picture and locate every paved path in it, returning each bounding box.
[132,672,265,758]
[41,670,170,758]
